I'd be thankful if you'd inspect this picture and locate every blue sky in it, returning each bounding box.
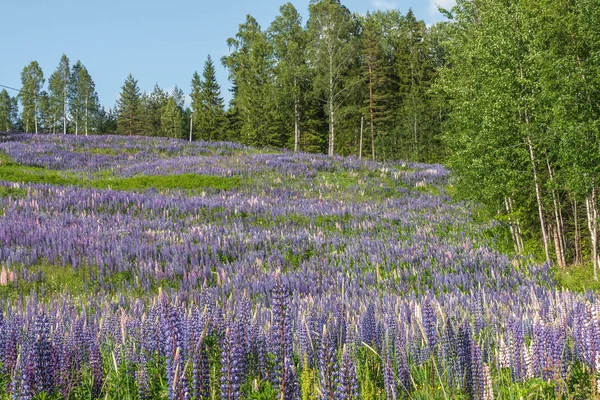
[0,0,454,109]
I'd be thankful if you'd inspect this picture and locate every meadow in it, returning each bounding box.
[0,133,594,399]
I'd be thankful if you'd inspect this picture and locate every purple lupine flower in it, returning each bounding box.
[474,291,484,336]
[270,277,294,397]
[30,312,54,395]
[136,365,150,400]
[220,326,244,400]
[482,363,494,400]
[162,305,189,400]
[510,321,524,382]
[192,339,210,400]
[457,323,473,398]
[422,298,437,354]
[335,345,358,400]
[319,325,338,400]
[471,340,484,400]
[395,327,411,394]
[90,341,103,398]
[283,356,299,400]
[360,304,378,350]
[383,337,398,400]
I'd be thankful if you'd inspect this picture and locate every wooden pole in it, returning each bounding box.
[189,112,193,142]
[359,116,364,160]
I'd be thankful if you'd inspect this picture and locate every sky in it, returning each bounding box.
[0,0,455,109]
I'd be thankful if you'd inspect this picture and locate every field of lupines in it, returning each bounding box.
[0,133,596,399]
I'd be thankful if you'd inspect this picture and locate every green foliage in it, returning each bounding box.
[555,264,600,293]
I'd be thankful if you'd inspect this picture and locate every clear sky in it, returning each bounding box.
[0,0,455,109]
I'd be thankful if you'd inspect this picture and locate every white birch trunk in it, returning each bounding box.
[586,189,598,281]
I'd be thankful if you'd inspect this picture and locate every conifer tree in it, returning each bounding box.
[223,15,278,147]
[194,55,226,141]
[117,74,142,136]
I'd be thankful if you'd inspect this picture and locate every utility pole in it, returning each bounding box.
[189,111,193,142]
[359,116,364,159]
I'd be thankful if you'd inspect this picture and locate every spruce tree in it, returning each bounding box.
[117,74,142,136]
[223,15,278,147]
[196,55,226,141]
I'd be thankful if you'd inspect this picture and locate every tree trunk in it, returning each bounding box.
[328,52,335,157]
[63,88,67,135]
[294,78,300,153]
[574,199,582,265]
[33,91,38,135]
[586,189,598,281]
[85,98,89,136]
[527,136,551,265]
[505,197,521,255]
[546,156,566,268]
[509,197,525,253]
[294,98,300,152]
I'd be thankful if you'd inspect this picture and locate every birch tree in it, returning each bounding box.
[20,61,44,134]
[307,0,358,156]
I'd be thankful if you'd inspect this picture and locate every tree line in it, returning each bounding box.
[2,1,445,163]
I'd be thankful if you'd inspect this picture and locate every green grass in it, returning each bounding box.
[89,173,240,191]
[0,152,240,192]
[554,263,600,292]
[0,264,93,300]
[0,185,26,198]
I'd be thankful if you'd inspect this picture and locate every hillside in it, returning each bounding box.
[0,134,592,399]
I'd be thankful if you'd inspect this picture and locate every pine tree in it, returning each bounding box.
[20,61,44,134]
[117,74,142,136]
